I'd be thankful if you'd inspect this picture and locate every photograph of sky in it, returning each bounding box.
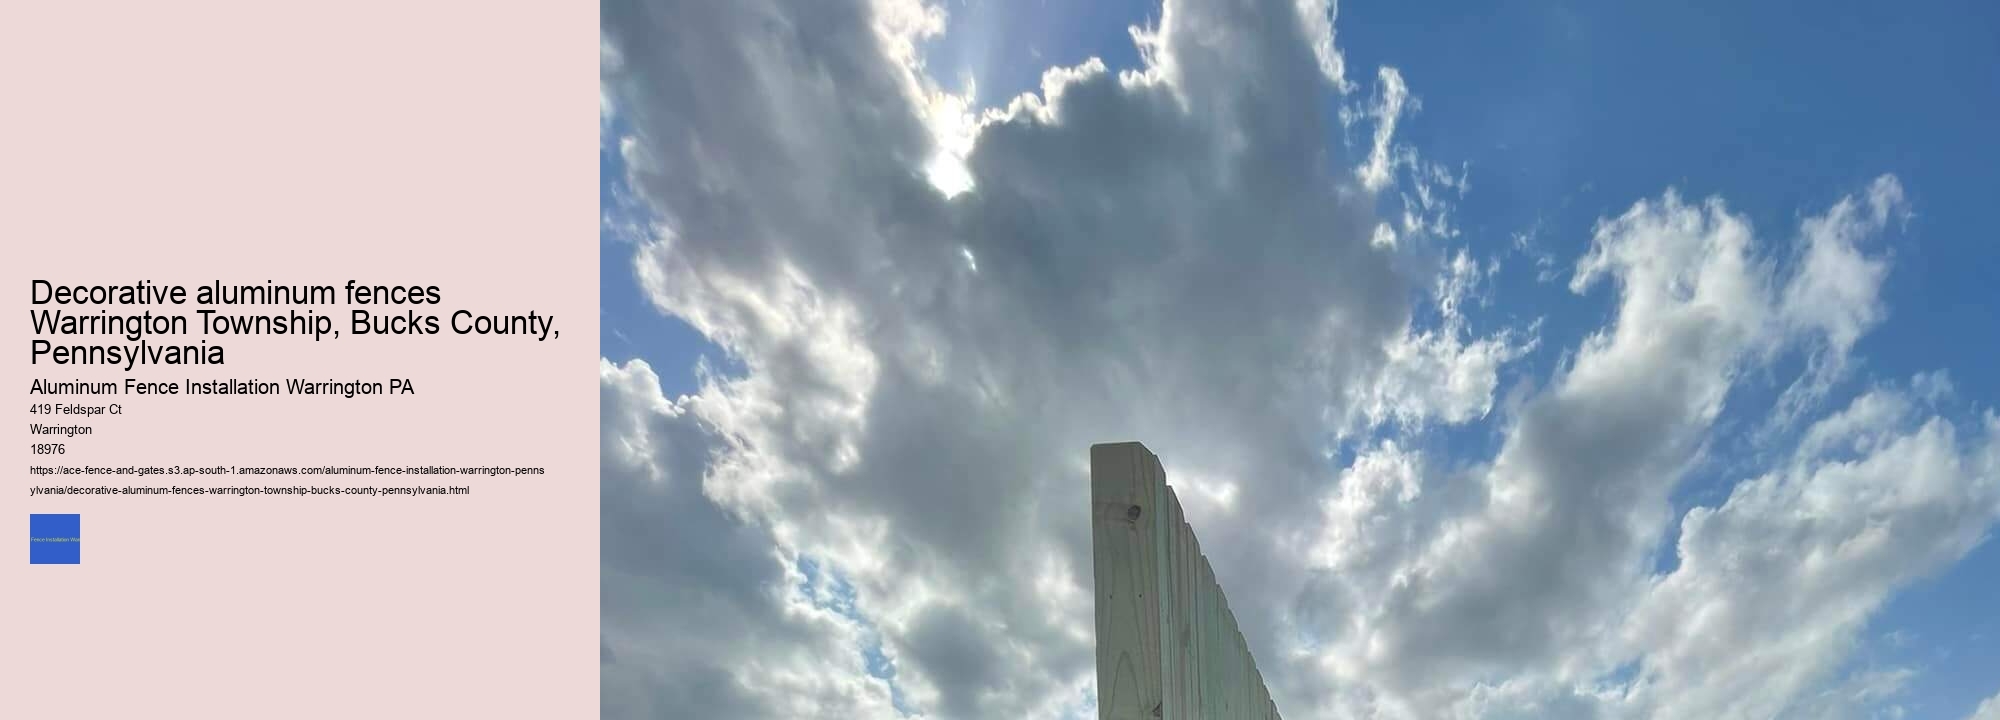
[598,1,2000,717]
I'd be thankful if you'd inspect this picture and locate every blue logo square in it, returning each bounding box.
[30,513,79,564]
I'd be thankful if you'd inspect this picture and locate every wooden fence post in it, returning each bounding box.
[1091,442,1281,720]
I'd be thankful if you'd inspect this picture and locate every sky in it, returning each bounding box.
[597,1,2000,718]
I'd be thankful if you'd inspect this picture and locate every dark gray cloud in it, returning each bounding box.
[601,361,902,718]
[602,0,1416,715]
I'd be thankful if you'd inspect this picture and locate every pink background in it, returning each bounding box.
[0,2,598,716]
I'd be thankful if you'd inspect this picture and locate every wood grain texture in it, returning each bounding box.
[1091,442,1282,720]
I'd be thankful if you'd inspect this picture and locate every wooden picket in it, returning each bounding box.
[1090,442,1281,719]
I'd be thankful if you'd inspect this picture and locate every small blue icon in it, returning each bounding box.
[30,514,80,564]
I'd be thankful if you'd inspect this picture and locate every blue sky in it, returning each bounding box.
[909,0,2000,392]
[600,1,2000,717]
[609,0,2000,409]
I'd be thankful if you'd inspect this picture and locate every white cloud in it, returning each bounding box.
[1358,66,1409,192]
[1349,64,1467,245]
[1767,174,1909,429]
[600,359,903,718]
[1969,690,2000,720]
[1615,392,1999,720]
[1293,0,1352,91]
[1295,186,1789,714]
[1279,179,1995,720]
[1346,249,1535,431]
[601,1,1997,718]
[604,0,1398,715]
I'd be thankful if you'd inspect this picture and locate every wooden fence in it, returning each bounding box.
[1091,442,1281,719]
